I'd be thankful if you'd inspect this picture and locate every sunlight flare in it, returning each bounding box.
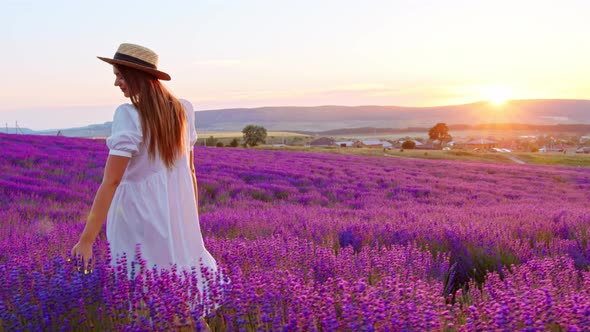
[482,86,512,106]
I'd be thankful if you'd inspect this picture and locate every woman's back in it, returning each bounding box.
[107,99,196,183]
[105,99,215,272]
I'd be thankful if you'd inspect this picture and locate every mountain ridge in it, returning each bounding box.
[7,99,590,137]
[193,99,590,131]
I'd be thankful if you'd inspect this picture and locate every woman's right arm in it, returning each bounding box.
[71,155,130,268]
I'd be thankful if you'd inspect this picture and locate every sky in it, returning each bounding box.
[1,0,590,130]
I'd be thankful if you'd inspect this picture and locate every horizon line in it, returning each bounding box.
[194,98,590,111]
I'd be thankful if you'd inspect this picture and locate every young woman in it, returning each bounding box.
[71,43,217,281]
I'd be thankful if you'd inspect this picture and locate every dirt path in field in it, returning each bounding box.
[505,153,526,164]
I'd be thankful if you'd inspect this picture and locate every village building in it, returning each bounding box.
[456,138,499,150]
[360,140,393,149]
[309,137,336,147]
[381,141,393,149]
[335,141,355,147]
[539,144,567,153]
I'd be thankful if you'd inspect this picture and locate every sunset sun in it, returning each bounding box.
[482,86,512,106]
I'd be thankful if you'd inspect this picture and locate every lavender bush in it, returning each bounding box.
[1,132,589,331]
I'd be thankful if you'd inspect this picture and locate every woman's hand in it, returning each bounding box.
[71,240,93,270]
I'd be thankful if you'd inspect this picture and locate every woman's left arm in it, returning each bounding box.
[189,149,199,209]
[71,155,130,267]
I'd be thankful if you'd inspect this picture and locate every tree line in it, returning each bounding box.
[202,123,451,149]
[203,124,268,147]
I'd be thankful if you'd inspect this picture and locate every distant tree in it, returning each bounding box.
[242,125,267,147]
[526,142,540,153]
[215,141,224,147]
[428,123,452,148]
[229,138,240,147]
[205,136,217,147]
[402,140,416,149]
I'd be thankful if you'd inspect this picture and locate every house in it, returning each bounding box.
[335,141,355,147]
[309,137,336,147]
[457,138,499,150]
[539,145,567,153]
[519,135,537,141]
[360,140,393,149]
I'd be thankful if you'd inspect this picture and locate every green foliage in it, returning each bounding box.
[441,240,520,303]
[242,125,268,147]
[450,151,473,156]
[201,183,217,200]
[205,136,217,147]
[401,140,416,149]
[228,138,240,147]
[216,142,224,148]
[515,152,590,167]
[250,190,273,202]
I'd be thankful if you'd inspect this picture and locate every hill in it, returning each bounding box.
[8,99,590,137]
[195,99,590,132]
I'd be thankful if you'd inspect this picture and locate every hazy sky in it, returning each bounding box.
[2,0,589,130]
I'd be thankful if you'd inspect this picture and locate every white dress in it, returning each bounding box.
[105,100,217,276]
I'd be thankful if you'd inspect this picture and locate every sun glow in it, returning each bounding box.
[482,86,512,106]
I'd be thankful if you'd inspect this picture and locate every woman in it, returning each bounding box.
[71,43,217,281]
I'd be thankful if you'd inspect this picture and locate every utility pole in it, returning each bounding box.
[15,121,25,135]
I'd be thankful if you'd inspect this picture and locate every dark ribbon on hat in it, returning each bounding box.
[113,52,157,69]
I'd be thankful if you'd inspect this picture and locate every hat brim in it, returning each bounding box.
[97,56,171,81]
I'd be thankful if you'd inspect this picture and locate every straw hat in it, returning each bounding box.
[97,43,171,81]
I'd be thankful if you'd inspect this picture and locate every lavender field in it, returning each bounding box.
[2,132,590,331]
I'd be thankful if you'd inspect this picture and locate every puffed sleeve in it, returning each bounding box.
[106,104,142,158]
[181,99,198,149]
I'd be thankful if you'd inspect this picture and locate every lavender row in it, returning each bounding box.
[3,235,589,330]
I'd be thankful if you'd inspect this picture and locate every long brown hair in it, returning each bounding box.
[117,65,186,168]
